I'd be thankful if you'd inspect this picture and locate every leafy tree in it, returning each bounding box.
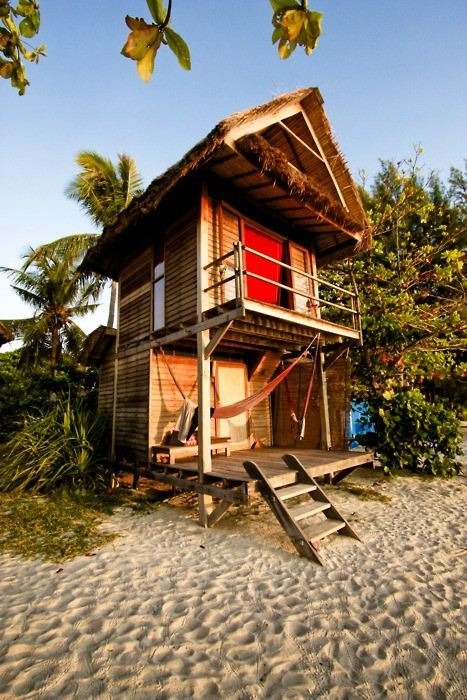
[0,0,45,94]
[65,151,144,326]
[0,234,104,376]
[351,154,466,475]
[0,348,97,443]
[64,151,144,228]
[2,0,323,93]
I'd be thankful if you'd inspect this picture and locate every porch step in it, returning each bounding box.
[243,453,360,566]
[303,518,345,542]
[277,482,317,500]
[289,500,330,521]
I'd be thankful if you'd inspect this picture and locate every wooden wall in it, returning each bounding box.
[114,249,153,461]
[273,355,350,450]
[248,351,282,447]
[119,248,152,346]
[97,351,115,419]
[149,352,213,450]
[165,214,198,327]
[114,348,150,462]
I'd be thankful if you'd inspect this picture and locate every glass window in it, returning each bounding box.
[153,244,165,330]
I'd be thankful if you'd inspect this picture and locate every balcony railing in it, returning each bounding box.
[204,241,361,334]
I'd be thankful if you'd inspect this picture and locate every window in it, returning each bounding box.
[153,242,165,330]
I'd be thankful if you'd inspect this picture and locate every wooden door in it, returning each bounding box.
[289,243,314,315]
[214,361,249,444]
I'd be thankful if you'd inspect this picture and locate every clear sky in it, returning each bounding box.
[1,0,466,340]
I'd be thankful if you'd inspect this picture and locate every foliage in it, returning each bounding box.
[0,0,45,94]
[122,0,190,82]
[270,0,322,59]
[0,490,117,560]
[0,348,98,443]
[0,396,109,493]
[357,389,462,477]
[1,234,104,376]
[65,150,144,327]
[65,152,144,228]
[3,1,323,92]
[0,487,162,561]
[350,155,466,475]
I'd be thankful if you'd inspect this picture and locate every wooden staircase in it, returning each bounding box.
[243,453,360,565]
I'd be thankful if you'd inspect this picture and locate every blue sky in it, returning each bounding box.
[1,0,466,339]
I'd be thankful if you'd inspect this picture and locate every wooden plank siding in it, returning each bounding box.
[148,352,223,451]
[114,348,150,461]
[248,350,282,447]
[273,355,350,450]
[119,248,152,347]
[114,249,153,460]
[165,216,198,328]
[97,352,115,418]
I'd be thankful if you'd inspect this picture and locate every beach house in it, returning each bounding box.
[81,87,373,545]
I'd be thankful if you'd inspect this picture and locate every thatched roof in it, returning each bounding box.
[83,87,371,279]
[80,325,116,366]
[0,321,14,347]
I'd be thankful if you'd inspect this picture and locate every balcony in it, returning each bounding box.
[203,241,362,348]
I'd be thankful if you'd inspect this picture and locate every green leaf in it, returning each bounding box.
[121,15,163,80]
[164,27,191,70]
[19,16,38,38]
[136,43,158,82]
[269,0,300,11]
[281,9,306,41]
[146,0,166,25]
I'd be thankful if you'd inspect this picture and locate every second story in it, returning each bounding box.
[82,88,371,354]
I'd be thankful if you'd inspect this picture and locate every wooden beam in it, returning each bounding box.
[277,119,325,164]
[197,185,213,525]
[204,321,233,359]
[300,111,349,211]
[207,499,234,527]
[150,306,244,348]
[225,102,302,145]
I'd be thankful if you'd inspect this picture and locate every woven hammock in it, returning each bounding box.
[156,337,318,420]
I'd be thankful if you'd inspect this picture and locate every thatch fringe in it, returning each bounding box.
[235,133,363,236]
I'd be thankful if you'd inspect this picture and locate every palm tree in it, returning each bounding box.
[1,234,104,376]
[65,151,143,327]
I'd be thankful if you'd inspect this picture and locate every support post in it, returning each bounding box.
[110,284,121,461]
[318,346,332,451]
[197,183,213,526]
[197,328,213,526]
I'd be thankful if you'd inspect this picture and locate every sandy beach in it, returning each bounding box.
[0,462,466,699]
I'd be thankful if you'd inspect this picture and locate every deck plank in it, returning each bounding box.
[147,447,373,486]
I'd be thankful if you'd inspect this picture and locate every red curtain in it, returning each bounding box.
[244,226,283,304]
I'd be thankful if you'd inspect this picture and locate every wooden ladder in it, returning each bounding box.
[243,453,360,565]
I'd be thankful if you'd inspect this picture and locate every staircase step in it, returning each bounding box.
[303,518,345,543]
[277,482,317,500]
[289,500,330,521]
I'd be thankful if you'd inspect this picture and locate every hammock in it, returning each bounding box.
[212,344,313,419]
[283,350,318,440]
[156,337,319,420]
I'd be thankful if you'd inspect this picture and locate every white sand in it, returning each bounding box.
[0,467,466,699]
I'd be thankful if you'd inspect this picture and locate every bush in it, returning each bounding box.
[0,397,110,493]
[0,350,98,443]
[357,388,463,477]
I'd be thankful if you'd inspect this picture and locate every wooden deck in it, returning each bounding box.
[130,448,374,505]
